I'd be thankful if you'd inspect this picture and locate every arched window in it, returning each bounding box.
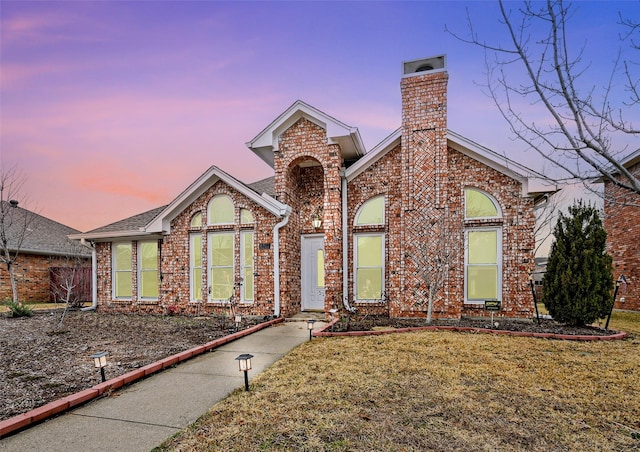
[355,195,384,226]
[240,209,254,224]
[464,188,502,303]
[465,188,501,219]
[190,212,202,228]
[207,195,234,225]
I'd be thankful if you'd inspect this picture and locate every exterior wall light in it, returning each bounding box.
[235,353,253,391]
[307,319,316,341]
[90,351,108,382]
[312,216,322,229]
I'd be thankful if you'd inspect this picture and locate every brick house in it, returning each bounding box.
[0,201,91,303]
[603,149,640,311]
[70,55,556,320]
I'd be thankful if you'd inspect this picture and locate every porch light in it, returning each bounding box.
[90,351,108,382]
[312,215,322,229]
[307,319,316,341]
[235,353,253,391]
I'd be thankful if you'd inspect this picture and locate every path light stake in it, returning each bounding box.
[235,354,253,391]
[90,351,108,382]
[307,319,316,341]
[605,275,625,331]
[529,274,541,325]
[234,314,242,332]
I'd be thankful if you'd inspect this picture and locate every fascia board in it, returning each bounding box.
[68,230,160,242]
[345,129,401,182]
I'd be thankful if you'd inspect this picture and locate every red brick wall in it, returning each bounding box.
[604,162,640,311]
[96,180,280,317]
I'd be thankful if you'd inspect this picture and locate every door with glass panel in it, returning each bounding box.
[301,235,325,311]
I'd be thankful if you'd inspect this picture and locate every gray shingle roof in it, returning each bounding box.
[1,201,90,257]
[248,176,275,196]
[84,205,167,235]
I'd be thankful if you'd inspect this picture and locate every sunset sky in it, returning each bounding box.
[1,1,638,232]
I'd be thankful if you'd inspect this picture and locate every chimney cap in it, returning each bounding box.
[402,55,446,78]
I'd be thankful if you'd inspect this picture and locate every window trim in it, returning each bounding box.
[112,242,132,300]
[137,240,159,300]
[190,233,203,302]
[240,230,254,303]
[207,231,235,302]
[464,227,502,304]
[353,232,385,302]
[464,187,502,220]
[354,195,385,226]
[207,194,235,226]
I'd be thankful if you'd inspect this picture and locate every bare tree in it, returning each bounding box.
[0,168,38,305]
[448,0,640,198]
[405,208,457,323]
[50,242,91,330]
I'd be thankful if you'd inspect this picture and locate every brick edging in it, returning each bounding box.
[314,321,628,341]
[0,317,284,439]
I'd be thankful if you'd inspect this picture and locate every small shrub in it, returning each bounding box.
[6,300,33,317]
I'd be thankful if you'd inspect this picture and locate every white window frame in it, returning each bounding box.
[137,241,159,300]
[190,233,203,302]
[353,232,385,302]
[207,231,235,302]
[240,231,254,303]
[464,227,502,304]
[207,195,234,225]
[464,188,502,220]
[112,242,132,300]
[354,195,385,226]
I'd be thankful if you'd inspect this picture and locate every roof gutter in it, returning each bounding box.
[272,207,292,317]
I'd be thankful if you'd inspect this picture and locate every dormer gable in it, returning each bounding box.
[246,100,365,167]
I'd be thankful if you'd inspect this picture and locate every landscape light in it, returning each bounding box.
[307,319,316,341]
[235,353,253,391]
[234,314,242,332]
[90,351,108,382]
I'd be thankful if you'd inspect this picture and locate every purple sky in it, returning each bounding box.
[1,1,638,232]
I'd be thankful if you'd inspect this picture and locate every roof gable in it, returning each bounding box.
[71,166,288,241]
[345,129,557,197]
[246,100,366,167]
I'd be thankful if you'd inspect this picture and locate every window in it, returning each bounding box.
[240,231,254,302]
[465,188,500,219]
[208,195,234,225]
[190,233,202,301]
[240,209,254,224]
[208,232,234,301]
[113,243,132,299]
[355,195,384,225]
[138,241,159,299]
[355,234,384,300]
[190,212,202,228]
[466,228,502,302]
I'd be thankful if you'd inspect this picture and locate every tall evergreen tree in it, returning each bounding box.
[543,202,613,326]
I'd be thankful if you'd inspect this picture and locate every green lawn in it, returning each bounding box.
[157,311,640,451]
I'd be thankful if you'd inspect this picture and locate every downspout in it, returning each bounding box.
[273,207,292,317]
[341,171,356,313]
[80,239,98,312]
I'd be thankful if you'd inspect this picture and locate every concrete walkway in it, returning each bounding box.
[1,320,314,452]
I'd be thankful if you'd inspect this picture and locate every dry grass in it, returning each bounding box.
[157,312,640,451]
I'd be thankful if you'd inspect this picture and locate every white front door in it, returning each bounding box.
[301,235,325,311]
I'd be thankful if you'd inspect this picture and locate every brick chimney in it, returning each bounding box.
[400,55,448,209]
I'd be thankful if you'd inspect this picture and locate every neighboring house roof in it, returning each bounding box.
[1,201,90,257]
[246,100,366,167]
[345,128,558,197]
[615,149,640,172]
[70,166,289,241]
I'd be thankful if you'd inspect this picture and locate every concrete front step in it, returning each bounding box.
[287,312,327,321]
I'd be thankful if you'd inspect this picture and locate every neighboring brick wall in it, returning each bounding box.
[604,162,640,311]
[0,253,90,303]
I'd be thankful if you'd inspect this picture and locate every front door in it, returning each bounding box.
[301,235,325,311]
